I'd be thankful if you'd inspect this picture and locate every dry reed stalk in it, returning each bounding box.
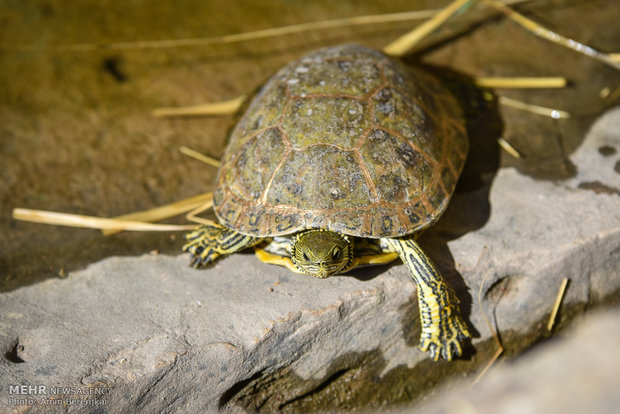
[102,192,213,235]
[12,208,196,232]
[547,278,569,331]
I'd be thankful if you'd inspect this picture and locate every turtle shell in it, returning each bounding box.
[213,44,468,238]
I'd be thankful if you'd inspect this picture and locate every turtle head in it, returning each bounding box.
[291,230,353,278]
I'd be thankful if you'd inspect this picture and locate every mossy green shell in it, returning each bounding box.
[213,44,468,238]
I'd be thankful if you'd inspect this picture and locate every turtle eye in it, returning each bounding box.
[332,248,341,260]
[302,252,310,262]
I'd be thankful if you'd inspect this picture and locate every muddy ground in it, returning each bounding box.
[1,0,619,293]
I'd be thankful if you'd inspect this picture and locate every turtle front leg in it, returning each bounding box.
[183,223,264,267]
[383,237,470,361]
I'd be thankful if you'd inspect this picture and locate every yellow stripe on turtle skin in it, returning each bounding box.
[348,252,399,268]
[383,237,470,361]
[254,247,306,274]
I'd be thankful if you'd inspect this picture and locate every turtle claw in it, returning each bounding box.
[183,224,227,266]
[183,224,264,268]
[421,336,464,361]
[419,314,470,361]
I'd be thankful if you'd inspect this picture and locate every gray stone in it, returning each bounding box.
[408,309,620,414]
[1,108,619,412]
[0,253,417,412]
[445,108,620,344]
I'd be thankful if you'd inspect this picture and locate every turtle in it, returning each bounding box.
[183,44,471,361]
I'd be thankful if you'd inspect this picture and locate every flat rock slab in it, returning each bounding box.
[1,109,619,412]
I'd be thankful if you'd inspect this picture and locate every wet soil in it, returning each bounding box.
[1,0,619,292]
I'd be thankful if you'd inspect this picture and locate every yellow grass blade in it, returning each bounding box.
[102,192,213,235]
[499,96,570,119]
[152,95,246,118]
[179,146,221,167]
[475,76,566,88]
[599,85,620,103]
[13,208,196,232]
[383,0,473,56]
[153,76,567,124]
[472,270,504,386]
[1,10,443,53]
[497,137,522,158]
[473,345,504,386]
[183,194,218,226]
[547,278,569,331]
[1,1,534,54]
[484,0,620,71]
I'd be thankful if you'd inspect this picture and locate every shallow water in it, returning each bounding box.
[1,0,618,293]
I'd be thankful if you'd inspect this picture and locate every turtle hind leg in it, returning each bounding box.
[183,223,264,267]
[383,237,471,361]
